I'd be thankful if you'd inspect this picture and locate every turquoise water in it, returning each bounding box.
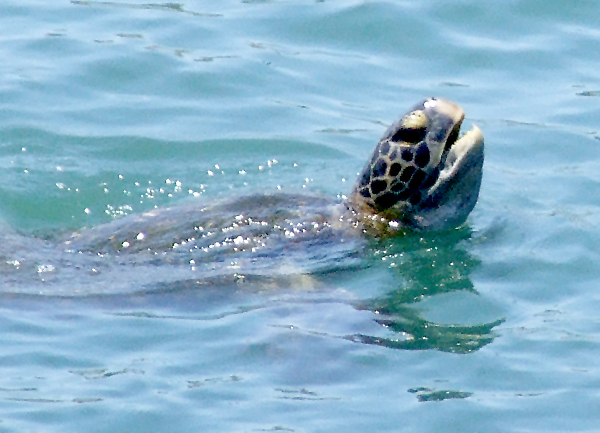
[1,0,600,431]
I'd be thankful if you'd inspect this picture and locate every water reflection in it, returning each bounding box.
[352,228,503,354]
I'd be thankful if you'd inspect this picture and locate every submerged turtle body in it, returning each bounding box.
[63,97,483,264]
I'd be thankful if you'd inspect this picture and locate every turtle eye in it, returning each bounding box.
[391,127,427,144]
[390,110,428,144]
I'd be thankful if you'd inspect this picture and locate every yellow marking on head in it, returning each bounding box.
[402,110,428,130]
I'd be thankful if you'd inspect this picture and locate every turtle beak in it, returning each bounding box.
[447,125,484,164]
[408,123,484,231]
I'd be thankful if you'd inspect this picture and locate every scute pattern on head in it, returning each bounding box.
[352,97,467,215]
[355,115,439,211]
[356,138,433,210]
[349,97,484,233]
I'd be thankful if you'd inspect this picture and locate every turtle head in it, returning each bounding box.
[350,97,484,232]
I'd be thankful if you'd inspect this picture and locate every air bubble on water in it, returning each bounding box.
[37,264,56,274]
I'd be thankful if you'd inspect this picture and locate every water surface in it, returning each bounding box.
[1,1,600,432]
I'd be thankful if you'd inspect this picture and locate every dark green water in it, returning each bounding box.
[1,1,600,431]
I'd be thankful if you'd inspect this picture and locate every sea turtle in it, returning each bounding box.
[2,97,483,295]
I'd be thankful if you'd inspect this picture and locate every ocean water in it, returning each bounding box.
[1,0,600,431]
